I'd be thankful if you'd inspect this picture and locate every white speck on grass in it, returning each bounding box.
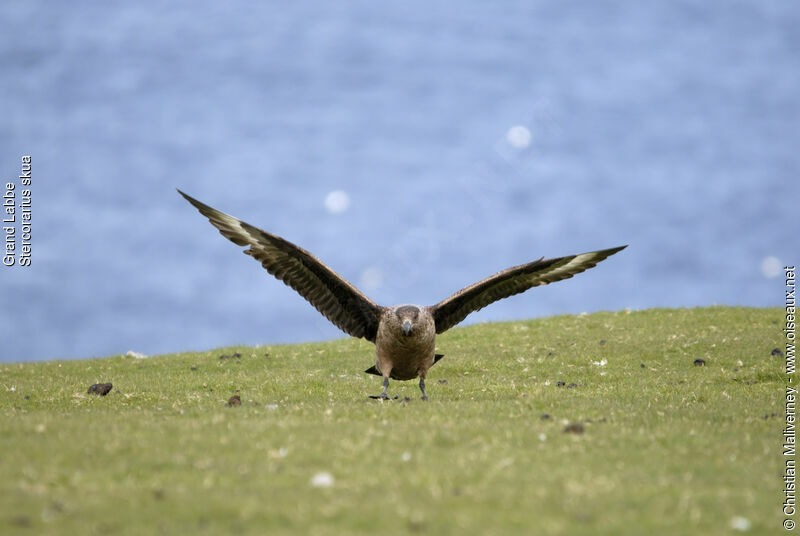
[730,516,751,531]
[592,359,607,366]
[310,472,335,488]
[506,125,531,149]
[324,190,350,214]
[265,404,279,410]
[760,256,782,278]
[539,433,547,441]
[401,452,411,462]
[496,457,514,470]
[126,350,148,359]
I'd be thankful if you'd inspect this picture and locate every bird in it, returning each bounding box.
[178,190,626,400]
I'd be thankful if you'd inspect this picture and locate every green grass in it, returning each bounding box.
[0,307,785,535]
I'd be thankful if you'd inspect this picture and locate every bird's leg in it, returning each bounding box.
[419,376,428,401]
[381,376,390,399]
[369,376,391,400]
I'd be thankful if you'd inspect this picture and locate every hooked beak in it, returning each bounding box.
[402,320,412,336]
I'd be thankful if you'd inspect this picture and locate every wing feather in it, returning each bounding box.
[431,246,626,334]
[178,190,383,342]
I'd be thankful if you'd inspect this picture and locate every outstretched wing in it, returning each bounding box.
[430,245,626,334]
[178,190,383,342]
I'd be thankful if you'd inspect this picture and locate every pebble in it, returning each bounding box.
[730,516,751,531]
[563,422,585,434]
[310,472,335,488]
[87,383,113,396]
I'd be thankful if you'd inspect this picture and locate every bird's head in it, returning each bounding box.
[394,305,421,337]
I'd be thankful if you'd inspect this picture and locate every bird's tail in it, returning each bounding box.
[364,354,445,376]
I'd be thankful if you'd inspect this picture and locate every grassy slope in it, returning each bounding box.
[0,307,784,535]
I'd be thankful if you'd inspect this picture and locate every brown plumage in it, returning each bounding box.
[178,190,626,400]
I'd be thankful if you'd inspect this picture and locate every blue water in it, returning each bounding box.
[1,1,797,362]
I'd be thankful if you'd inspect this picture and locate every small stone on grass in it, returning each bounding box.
[310,472,334,488]
[87,383,113,396]
[563,422,585,434]
[729,516,751,531]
